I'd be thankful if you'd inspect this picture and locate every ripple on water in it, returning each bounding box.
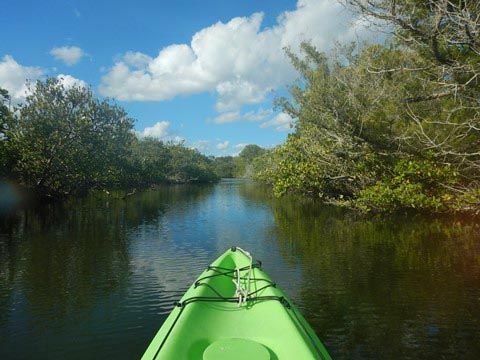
[1,180,479,360]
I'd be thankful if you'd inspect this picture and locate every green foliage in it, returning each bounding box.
[233,144,267,178]
[212,156,236,178]
[254,0,480,214]
[356,160,459,212]
[252,149,275,179]
[0,79,219,199]
[0,88,10,125]
[232,157,248,178]
[256,122,382,199]
[119,138,218,186]
[164,143,217,183]
[239,144,266,163]
[4,78,135,197]
[0,88,13,177]
[122,138,169,186]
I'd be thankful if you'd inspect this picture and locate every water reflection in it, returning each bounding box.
[0,180,479,360]
[249,190,480,360]
[0,184,213,359]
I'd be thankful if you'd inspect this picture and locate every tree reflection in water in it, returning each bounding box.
[0,180,479,360]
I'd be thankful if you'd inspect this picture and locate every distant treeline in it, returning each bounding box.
[0,78,264,199]
[252,1,480,214]
[213,144,266,179]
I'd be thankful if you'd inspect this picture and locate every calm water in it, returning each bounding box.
[0,179,479,359]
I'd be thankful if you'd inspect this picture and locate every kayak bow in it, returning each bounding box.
[142,247,332,360]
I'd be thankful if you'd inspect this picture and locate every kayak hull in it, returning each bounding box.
[142,248,332,360]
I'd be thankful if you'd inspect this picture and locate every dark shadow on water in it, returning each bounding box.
[1,180,479,360]
[238,184,480,360]
[0,183,215,359]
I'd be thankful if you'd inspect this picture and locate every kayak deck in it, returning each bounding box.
[142,247,332,360]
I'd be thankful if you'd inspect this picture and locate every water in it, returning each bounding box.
[0,179,479,359]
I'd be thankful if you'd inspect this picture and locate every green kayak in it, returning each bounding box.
[142,247,332,360]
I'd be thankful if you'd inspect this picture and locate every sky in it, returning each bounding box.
[0,0,369,156]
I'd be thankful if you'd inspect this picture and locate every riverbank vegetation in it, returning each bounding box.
[212,145,266,178]
[0,78,217,199]
[254,0,480,214]
[0,78,270,201]
[2,1,478,215]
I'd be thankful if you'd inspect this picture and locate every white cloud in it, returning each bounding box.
[234,143,248,150]
[0,56,88,104]
[215,79,269,112]
[229,143,249,156]
[0,55,44,102]
[124,51,153,69]
[139,121,171,139]
[190,140,211,152]
[50,46,85,66]
[138,121,185,143]
[208,108,272,124]
[56,74,87,89]
[172,136,185,144]
[260,112,296,132]
[99,0,366,111]
[216,140,230,150]
[209,112,242,124]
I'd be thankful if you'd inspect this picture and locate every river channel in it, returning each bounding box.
[1,179,479,359]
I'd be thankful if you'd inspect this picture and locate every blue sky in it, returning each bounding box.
[1,0,366,156]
